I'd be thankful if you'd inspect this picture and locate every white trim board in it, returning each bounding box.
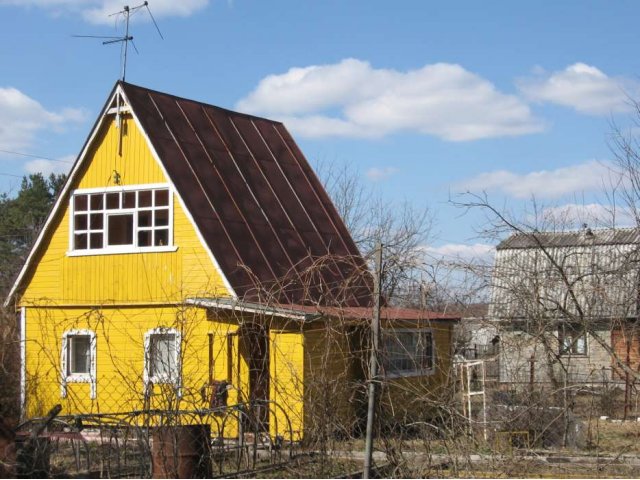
[19,307,25,421]
[60,329,97,399]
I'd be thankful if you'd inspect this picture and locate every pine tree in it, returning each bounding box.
[0,173,66,297]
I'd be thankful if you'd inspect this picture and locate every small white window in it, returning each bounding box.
[61,330,96,399]
[69,184,173,255]
[559,325,587,355]
[144,328,181,385]
[382,329,435,377]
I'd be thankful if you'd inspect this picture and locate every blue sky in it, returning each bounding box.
[1,0,639,260]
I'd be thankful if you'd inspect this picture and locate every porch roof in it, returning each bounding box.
[186,297,460,323]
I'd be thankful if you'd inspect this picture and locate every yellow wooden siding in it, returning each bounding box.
[24,305,252,436]
[303,323,358,437]
[19,114,229,305]
[269,331,304,441]
[380,323,454,423]
[25,306,203,415]
[77,114,165,188]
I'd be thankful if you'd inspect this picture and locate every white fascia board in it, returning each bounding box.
[119,86,238,300]
[19,307,25,420]
[185,297,311,321]
[4,86,123,309]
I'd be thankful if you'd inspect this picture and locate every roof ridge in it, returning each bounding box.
[118,80,285,126]
[498,226,640,250]
[510,226,640,237]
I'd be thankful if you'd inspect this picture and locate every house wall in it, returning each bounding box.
[303,322,359,438]
[499,329,613,386]
[24,305,208,415]
[269,319,457,440]
[380,322,454,424]
[19,113,229,306]
[611,327,640,380]
[269,329,305,441]
[17,112,253,435]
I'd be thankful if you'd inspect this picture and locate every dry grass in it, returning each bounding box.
[585,418,640,454]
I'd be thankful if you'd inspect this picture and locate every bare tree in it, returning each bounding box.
[315,159,443,307]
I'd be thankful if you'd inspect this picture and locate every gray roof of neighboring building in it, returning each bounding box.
[497,228,640,250]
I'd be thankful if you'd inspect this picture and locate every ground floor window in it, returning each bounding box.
[61,330,96,399]
[144,328,181,385]
[382,329,434,377]
[559,324,587,355]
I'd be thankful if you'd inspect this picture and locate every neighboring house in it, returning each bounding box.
[452,303,494,357]
[5,81,457,440]
[489,227,640,387]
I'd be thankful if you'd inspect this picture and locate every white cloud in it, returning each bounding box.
[458,160,613,199]
[539,203,634,228]
[518,63,639,115]
[237,59,544,141]
[0,87,86,152]
[366,166,398,182]
[425,243,495,262]
[24,155,75,176]
[0,0,208,24]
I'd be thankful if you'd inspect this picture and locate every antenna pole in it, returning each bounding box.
[122,5,130,81]
[73,2,163,81]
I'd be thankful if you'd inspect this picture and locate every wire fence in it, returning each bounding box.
[8,400,298,479]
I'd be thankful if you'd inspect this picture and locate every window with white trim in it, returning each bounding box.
[144,328,181,385]
[61,330,96,399]
[70,185,172,253]
[382,329,434,377]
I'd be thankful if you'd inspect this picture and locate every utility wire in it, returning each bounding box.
[0,149,73,164]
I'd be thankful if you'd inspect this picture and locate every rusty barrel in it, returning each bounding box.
[15,437,50,479]
[151,425,212,479]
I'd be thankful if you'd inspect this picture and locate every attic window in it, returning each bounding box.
[70,185,173,255]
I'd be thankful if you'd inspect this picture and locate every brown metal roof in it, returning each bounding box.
[120,81,372,306]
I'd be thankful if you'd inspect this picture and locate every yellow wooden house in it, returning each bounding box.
[5,82,458,441]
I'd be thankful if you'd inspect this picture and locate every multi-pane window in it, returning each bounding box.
[145,329,180,385]
[382,330,434,377]
[559,325,587,355]
[71,186,171,252]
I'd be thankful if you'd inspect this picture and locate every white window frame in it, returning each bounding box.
[144,327,182,387]
[61,329,97,399]
[382,328,435,378]
[67,183,177,256]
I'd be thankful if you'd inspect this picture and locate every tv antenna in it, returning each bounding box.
[73,1,163,81]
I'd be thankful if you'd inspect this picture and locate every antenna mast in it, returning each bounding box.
[72,1,163,82]
[107,5,132,81]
